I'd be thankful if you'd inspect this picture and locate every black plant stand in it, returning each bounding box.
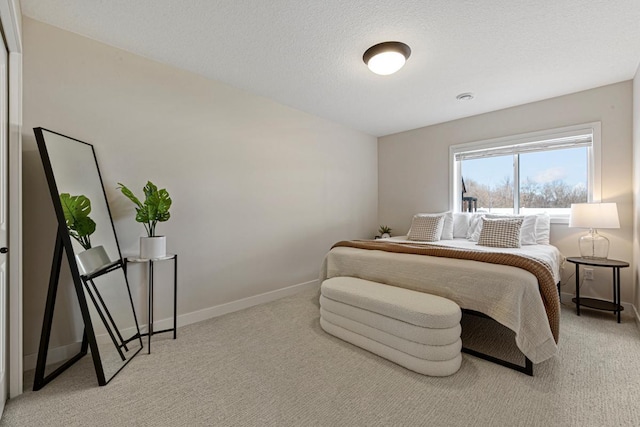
[124,254,178,353]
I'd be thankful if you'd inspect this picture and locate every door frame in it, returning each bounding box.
[0,0,22,399]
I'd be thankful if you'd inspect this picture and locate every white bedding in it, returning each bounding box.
[385,236,564,283]
[319,237,565,364]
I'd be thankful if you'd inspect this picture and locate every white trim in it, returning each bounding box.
[514,153,520,212]
[560,291,636,317]
[454,135,593,161]
[449,122,602,216]
[24,279,320,371]
[23,342,82,372]
[560,292,640,336]
[450,123,601,156]
[592,122,602,202]
[0,0,22,400]
[7,53,20,400]
[0,0,21,53]
[173,279,319,328]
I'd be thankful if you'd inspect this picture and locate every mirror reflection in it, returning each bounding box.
[42,260,84,379]
[44,131,120,265]
[35,128,142,386]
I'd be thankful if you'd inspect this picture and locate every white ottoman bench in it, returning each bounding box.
[320,276,462,376]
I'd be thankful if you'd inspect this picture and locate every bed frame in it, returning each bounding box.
[323,241,562,377]
[461,309,533,376]
[460,281,561,376]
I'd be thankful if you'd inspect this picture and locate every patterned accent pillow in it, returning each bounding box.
[477,217,524,248]
[407,212,453,240]
[485,214,537,245]
[408,215,445,242]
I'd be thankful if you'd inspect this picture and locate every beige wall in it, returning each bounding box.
[22,19,378,357]
[379,82,634,303]
[633,65,640,313]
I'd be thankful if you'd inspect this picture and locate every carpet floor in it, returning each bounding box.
[3,287,640,426]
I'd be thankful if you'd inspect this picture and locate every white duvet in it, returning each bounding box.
[319,237,565,364]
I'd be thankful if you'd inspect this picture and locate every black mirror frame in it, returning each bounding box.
[32,127,143,389]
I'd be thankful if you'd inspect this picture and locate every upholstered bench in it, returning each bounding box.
[320,276,462,376]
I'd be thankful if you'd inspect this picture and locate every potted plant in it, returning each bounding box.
[117,181,172,259]
[378,225,392,239]
[60,193,110,274]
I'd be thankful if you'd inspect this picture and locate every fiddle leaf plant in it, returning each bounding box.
[117,181,172,237]
[59,193,96,250]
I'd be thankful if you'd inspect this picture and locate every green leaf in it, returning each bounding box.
[75,216,96,237]
[59,193,96,250]
[117,183,144,209]
[119,180,172,236]
[135,207,150,223]
[156,212,170,222]
[143,181,158,199]
[156,189,172,214]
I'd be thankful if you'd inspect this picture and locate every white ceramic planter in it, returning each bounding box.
[76,245,111,275]
[140,236,166,259]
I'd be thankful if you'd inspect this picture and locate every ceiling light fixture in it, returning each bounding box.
[456,93,475,101]
[363,41,411,76]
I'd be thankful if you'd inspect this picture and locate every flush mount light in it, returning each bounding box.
[363,41,411,76]
[456,92,475,101]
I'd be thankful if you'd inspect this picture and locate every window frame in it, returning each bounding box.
[449,122,602,224]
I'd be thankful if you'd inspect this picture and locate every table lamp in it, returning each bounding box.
[569,202,620,259]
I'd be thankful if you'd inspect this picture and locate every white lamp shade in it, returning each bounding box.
[569,203,620,229]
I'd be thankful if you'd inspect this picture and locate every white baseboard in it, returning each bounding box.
[174,279,319,329]
[633,304,640,331]
[560,291,634,311]
[23,342,83,372]
[108,278,320,337]
[561,291,639,324]
[24,279,320,371]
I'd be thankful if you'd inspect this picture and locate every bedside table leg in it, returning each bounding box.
[614,267,621,323]
[575,264,580,316]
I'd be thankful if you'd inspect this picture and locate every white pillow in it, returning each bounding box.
[409,211,453,240]
[408,215,445,242]
[441,211,454,240]
[467,213,484,242]
[453,213,470,238]
[521,216,538,245]
[535,213,551,245]
[485,214,537,245]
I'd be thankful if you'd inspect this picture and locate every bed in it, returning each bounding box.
[319,212,564,374]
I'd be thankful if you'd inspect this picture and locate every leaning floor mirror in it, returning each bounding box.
[33,128,143,389]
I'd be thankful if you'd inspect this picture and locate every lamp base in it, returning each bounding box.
[578,229,609,259]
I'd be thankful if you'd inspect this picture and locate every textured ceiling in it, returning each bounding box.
[20,0,640,136]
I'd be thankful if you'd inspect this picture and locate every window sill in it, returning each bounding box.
[550,216,570,225]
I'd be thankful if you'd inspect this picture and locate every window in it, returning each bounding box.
[450,123,601,222]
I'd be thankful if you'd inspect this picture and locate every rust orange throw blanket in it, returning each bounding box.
[332,240,560,343]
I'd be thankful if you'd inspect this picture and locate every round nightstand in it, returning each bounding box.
[566,257,629,323]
